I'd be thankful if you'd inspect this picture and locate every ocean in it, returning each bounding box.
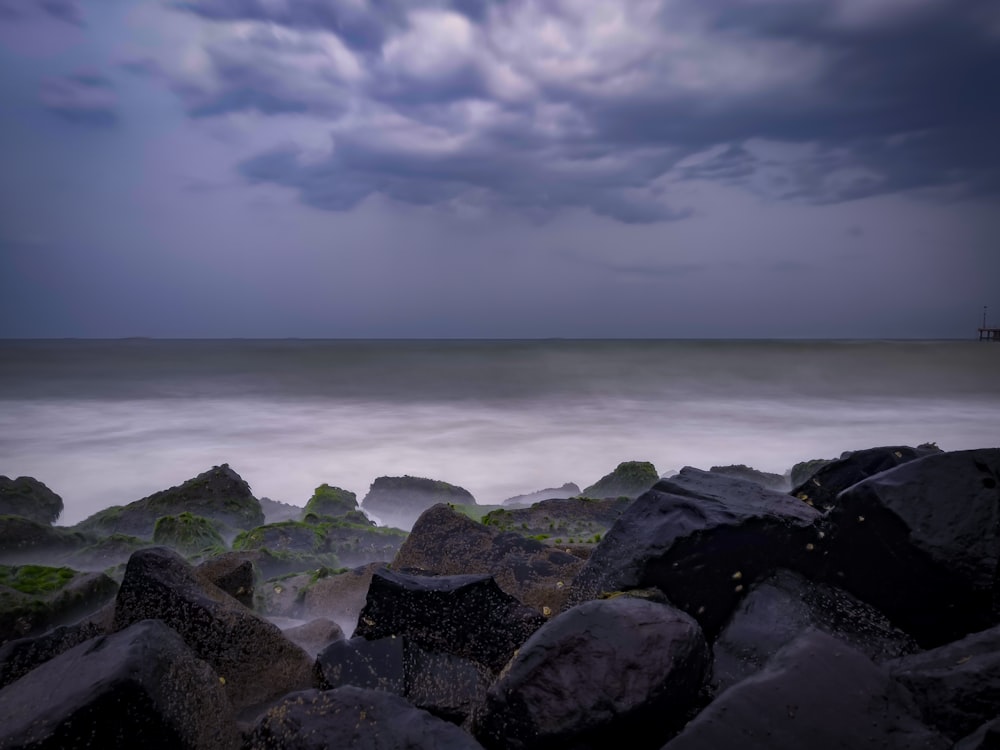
[1,339,997,526]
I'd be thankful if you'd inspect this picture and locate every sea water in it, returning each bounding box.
[1,339,997,526]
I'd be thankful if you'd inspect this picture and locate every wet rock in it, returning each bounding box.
[712,568,918,694]
[482,495,630,546]
[502,483,581,506]
[315,635,407,694]
[0,476,63,525]
[790,443,941,510]
[258,496,302,524]
[65,532,152,570]
[302,484,360,519]
[889,623,1000,740]
[0,619,238,750]
[354,568,546,675]
[361,475,475,530]
[152,512,226,557]
[196,552,255,608]
[393,503,584,614]
[245,686,485,750]
[0,620,104,689]
[0,516,87,563]
[956,717,1000,750]
[818,448,1000,646]
[112,546,314,711]
[663,630,949,750]
[570,468,821,637]
[474,597,709,750]
[281,617,344,659]
[709,464,789,491]
[582,460,659,499]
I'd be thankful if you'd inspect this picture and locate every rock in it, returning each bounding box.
[889,623,1000,740]
[712,569,918,694]
[75,464,264,541]
[302,484,360,519]
[0,516,87,563]
[0,619,238,750]
[791,443,941,510]
[315,635,406,694]
[788,456,835,488]
[361,475,475,530]
[354,568,546,675]
[0,476,63,525]
[196,552,255,608]
[474,596,708,750]
[152,512,226,557]
[0,621,104,689]
[275,562,382,636]
[662,630,949,750]
[392,504,584,614]
[65,532,152,570]
[570,468,821,637]
[709,464,789,491]
[245,686,485,750]
[281,617,344,659]
[482,495,631,546]
[0,564,118,645]
[818,448,1000,646]
[956,717,1000,749]
[502,483,581,506]
[258,496,303,524]
[582,460,659,499]
[112,546,314,711]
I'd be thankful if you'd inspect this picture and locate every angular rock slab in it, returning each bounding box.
[113,546,313,711]
[245,686,485,750]
[0,621,104,690]
[0,619,237,750]
[819,448,1000,646]
[354,568,545,674]
[713,568,917,693]
[663,630,949,750]
[474,596,708,750]
[570,468,821,637]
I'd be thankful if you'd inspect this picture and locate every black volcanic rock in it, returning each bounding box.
[709,464,789,491]
[818,448,1000,646]
[354,568,545,675]
[0,619,238,750]
[570,468,821,637]
[0,476,63,525]
[473,597,709,750]
[0,621,104,689]
[361,475,475,530]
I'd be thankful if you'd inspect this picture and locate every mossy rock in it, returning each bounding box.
[65,534,152,571]
[152,512,226,557]
[788,457,835,488]
[0,516,88,563]
[0,565,75,596]
[481,496,630,545]
[302,485,359,519]
[234,518,407,571]
[709,464,790,491]
[0,477,64,525]
[582,461,659,499]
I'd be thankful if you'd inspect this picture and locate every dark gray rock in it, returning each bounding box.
[315,635,406,694]
[570,468,821,637]
[709,464,789,491]
[258,496,303,524]
[302,484,360,518]
[0,476,63,525]
[361,475,475,530]
[196,552,255,608]
[112,546,314,711]
[713,569,918,693]
[280,617,344,659]
[818,448,1000,646]
[474,597,709,750]
[0,516,87,563]
[663,630,949,750]
[582,460,659,499]
[0,619,238,750]
[354,568,545,675]
[502,483,581,506]
[956,717,1000,749]
[0,621,104,689]
[245,686,485,750]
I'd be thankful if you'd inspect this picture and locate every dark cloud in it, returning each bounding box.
[0,0,82,25]
[39,73,118,126]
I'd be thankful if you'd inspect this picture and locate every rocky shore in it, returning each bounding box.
[1,444,999,748]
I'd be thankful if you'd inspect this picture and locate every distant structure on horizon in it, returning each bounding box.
[980,305,999,341]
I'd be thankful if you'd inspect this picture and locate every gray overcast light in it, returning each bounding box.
[1,0,998,338]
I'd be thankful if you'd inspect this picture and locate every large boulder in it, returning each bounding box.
[0,619,238,750]
[0,516,87,563]
[709,464,789,491]
[502,483,581,507]
[582,460,659,499]
[0,621,104,689]
[361,475,475,530]
[245,686,485,750]
[818,448,1000,646]
[302,484,360,519]
[258,562,382,635]
[473,597,709,750]
[0,476,63,525]
[712,568,918,694]
[195,552,255,608]
[570,468,821,637]
[75,464,264,540]
[663,630,949,750]
[393,503,584,614]
[258,496,303,524]
[280,617,344,659]
[481,495,631,546]
[152,512,226,557]
[354,568,546,675]
[112,546,314,711]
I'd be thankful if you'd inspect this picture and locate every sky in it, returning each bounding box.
[0,0,998,339]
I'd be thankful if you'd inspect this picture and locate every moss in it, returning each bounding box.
[0,564,76,595]
[152,512,226,556]
[583,461,659,499]
[303,484,359,519]
[449,503,504,524]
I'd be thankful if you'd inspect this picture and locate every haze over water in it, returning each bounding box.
[1,339,997,526]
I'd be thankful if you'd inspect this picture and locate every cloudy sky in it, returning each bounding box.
[1,0,998,338]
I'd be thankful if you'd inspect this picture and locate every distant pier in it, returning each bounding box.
[979,327,1000,342]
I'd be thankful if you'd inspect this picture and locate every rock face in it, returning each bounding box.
[0,619,238,750]
[712,568,918,694]
[582,460,658,499]
[0,621,104,689]
[354,568,546,675]
[302,484,360,518]
[361,476,475,530]
[502,483,581,506]
[473,597,709,750]
[818,448,1000,646]
[481,496,630,545]
[195,553,255,608]
[393,503,584,613]
[570,468,821,637]
[0,516,86,563]
[0,476,63,525]
[112,546,314,711]
[709,464,789,491]
[663,630,948,750]
[75,464,264,540]
[245,686,486,750]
